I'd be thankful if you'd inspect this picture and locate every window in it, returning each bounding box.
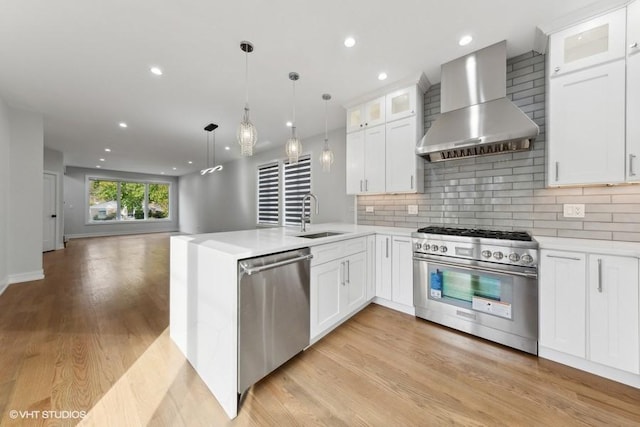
[256,155,312,226]
[88,178,170,222]
[283,155,311,226]
[257,162,280,225]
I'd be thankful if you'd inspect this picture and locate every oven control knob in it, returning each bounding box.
[521,254,534,264]
[416,243,422,250]
[424,244,430,251]
[509,253,520,262]
[431,245,439,252]
[493,251,504,260]
[482,250,492,258]
[441,246,448,253]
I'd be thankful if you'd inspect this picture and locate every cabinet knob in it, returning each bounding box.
[360,124,363,127]
[365,122,368,126]
[631,42,638,49]
[554,67,560,73]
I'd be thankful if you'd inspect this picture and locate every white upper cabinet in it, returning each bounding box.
[549,8,626,76]
[346,96,385,133]
[385,117,424,193]
[548,60,626,185]
[628,0,640,182]
[385,86,418,122]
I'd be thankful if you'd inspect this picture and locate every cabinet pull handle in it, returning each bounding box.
[630,154,637,177]
[546,254,581,261]
[360,180,363,192]
[631,42,638,49]
[341,261,345,286]
[365,180,368,192]
[410,175,414,189]
[346,260,350,284]
[386,238,389,258]
[554,66,560,73]
[555,162,559,181]
[597,258,603,293]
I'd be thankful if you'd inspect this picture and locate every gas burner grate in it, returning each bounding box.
[416,226,532,241]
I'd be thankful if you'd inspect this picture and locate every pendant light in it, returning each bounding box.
[237,41,257,156]
[319,93,334,172]
[201,123,223,175]
[285,72,302,164]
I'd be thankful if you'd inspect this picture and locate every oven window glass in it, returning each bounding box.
[428,264,514,319]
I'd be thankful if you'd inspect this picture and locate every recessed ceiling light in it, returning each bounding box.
[99,158,105,162]
[378,72,388,81]
[188,161,193,164]
[119,122,128,128]
[172,167,177,170]
[286,121,293,127]
[150,66,163,76]
[344,37,356,48]
[96,165,101,168]
[225,146,230,150]
[459,35,473,46]
[105,148,111,152]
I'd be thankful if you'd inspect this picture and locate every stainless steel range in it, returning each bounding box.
[412,226,539,354]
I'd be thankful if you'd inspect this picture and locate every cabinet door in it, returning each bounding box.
[385,117,421,193]
[628,2,640,182]
[588,255,639,374]
[366,235,376,300]
[375,235,392,300]
[345,251,367,314]
[346,131,365,194]
[548,60,625,185]
[549,8,626,76]
[363,125,386,193]
[391,237,413,307]
[346,105,364,133]
[539,250,586,357]
[364,96,385,128]
[385,86,417,122]
[310,260,343,339]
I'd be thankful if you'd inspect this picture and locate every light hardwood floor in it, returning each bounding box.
[1,233,640,426]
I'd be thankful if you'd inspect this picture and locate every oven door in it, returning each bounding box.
[413,253,538,351]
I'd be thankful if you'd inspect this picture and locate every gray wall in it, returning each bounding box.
[64,167,179,238]
[179,128,354,234]
[358,52,640,242]
[44,147,65,249]
[0,98,9,291]
[7,108,44,279]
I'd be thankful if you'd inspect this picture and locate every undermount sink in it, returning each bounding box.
[296,231,345,239]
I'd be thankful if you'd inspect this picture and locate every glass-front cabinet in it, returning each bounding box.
[346,96,385,133]
[549,8,626,76]
[385,86,418,122]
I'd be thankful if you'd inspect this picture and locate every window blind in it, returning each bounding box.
[283,155,312,226]
[257,162,280,225]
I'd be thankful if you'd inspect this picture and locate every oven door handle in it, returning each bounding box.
[413,254,538,279]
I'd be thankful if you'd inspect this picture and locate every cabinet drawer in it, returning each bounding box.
[311,237,367,265]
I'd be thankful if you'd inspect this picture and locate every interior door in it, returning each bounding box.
[43,173,56,252]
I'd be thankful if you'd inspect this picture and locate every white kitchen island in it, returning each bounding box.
[170,222,412,418]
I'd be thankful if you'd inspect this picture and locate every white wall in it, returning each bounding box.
[179,128,354,234]
[44,147,65,249]
[8,108,44,283]
[64,167,179,238]
[0,98,9,293]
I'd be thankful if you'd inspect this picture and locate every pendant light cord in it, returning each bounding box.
[324,98,328,145]
[206,131,211,169]
[212,130,216,166]
[245,50,249,108]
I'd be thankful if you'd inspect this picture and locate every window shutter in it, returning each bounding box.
[257,162,280,225]
[283,155,312,226]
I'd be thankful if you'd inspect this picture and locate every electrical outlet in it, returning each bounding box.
[365,206,374,213]
[408,205,418,215]
[563,204,585,218]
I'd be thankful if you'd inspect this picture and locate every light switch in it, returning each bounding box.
[365,206,374,213]
[563,204,585,218]
[408,205,418,215]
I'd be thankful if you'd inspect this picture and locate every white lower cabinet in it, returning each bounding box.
[310,238,368,341]
[391,237,414,307]
[540,249,640,376]
[366,235,376,300]
[375,235,392,300]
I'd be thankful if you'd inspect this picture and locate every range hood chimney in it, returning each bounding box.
[416,41,539,162]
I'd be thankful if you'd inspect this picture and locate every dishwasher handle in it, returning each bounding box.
[240,253,313,276]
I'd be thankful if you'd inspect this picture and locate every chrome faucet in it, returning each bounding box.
[300,193,319,232]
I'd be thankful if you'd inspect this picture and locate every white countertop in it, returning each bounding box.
[535,236,640,258]
[173,222,414,260]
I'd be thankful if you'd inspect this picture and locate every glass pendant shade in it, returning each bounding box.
[285,127,302,164]
[320,140,334,172]
[237,106,257,156]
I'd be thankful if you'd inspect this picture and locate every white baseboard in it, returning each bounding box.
[373,297,416,316]
[8,270,45,284]
[66,229,179,240]
[539,346,640,389]
[0,277,8,296]
[56,243,65,250]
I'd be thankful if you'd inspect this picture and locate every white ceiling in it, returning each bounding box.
[0,0,612,176]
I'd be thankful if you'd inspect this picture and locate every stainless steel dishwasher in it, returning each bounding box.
[237,247,312,394]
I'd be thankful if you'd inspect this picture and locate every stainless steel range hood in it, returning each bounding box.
[416,41,539,162]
